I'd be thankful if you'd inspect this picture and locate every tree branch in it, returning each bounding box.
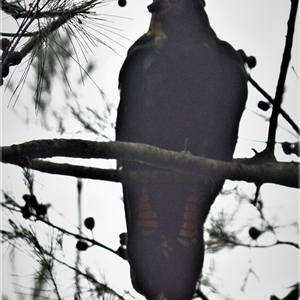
[1,222,126,300]
[1,139,299,188]
[248,75,300,135]
[2,0,105,58]
[232,240,299,250]
[267,0,299,150]
[20,12,74,58]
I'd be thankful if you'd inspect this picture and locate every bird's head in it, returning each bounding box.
[148,0,206,13]
[146,0,210,46]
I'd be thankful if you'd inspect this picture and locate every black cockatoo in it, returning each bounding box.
[116,0,248,299]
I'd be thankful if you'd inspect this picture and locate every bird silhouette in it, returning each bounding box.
[116,0,248,299]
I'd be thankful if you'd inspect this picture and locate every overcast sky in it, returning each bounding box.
[1,1,299,299]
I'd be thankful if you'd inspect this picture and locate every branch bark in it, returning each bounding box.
[1,139,299,188]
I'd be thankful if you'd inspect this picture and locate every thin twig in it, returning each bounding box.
[248,75,300,135]
[232,240,299,250]
[0,200,118,256]
[267,0,299,150]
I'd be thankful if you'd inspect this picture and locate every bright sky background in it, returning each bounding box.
[1,1,299,300]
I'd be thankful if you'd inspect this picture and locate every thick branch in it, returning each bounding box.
[7,159,211,184]
[1,139,299,188]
